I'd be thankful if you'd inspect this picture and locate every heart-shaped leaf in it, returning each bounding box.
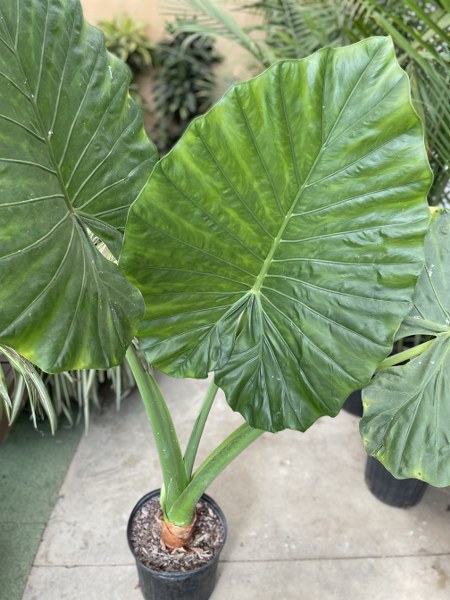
[121,37,432,432]
[360,208,450,486]
[0,0,156,371]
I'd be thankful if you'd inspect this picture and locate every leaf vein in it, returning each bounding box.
[262,284,382,346]
[132,211,256,279]
[193,123,274,240]
[278,62,301,187]
[260,292,359,384]
[144,302,236,324]
[306,126,417,188]
[323,43,384,144]
[35,0,50,102]
[73,112,142,205]
[280,216,426,244]
[0,112,45,141]
[291,179,429,219]
[57,30,102,169]
[235,86,284,216]
[65,78,129,189]
[324,77,403,150]
[131,265,251,288]
[0,157,56,174]
[1,193,65,208]
[0,213,70,261]
[263,310,324,413]
[1,226,76,335]
[49,7,78,138]
[265,273,406,305]
[160,163,265,263]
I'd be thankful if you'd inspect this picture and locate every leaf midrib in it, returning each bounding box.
[251,173,314,294]
[251,44,386,295]
[251,110,324,293]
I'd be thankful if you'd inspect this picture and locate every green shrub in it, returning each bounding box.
[98,14,155,75]
[152,21,222,154]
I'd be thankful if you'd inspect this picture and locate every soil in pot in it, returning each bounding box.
[128,490,227,600]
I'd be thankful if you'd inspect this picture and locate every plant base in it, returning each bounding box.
[365,456,428,508]
[127,490,227,600]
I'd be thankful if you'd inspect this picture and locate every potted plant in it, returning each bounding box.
[0,1,448,599]
[360,206,450,504]
[342,215,447,508]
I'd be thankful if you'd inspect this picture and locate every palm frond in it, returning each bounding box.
[342,0,450,204]
[163,0,274,65]
[250,0,342,58]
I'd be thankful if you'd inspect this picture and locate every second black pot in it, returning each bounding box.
[127,490,227,600]
[365,456,428,508]
[342,389,363,417]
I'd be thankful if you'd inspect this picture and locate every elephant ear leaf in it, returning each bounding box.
[360,208,450,487]
[0,0,157,372]
[121,37,432,433]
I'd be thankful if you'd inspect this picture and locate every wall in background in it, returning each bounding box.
[82,0,164,39]
[81,0,260,95]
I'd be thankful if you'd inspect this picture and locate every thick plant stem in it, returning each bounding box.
[376,339,434,371]
[125,346,188,518]
[184,379,219,479]
[167,423,264,525]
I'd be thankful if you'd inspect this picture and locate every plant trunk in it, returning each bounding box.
[160,515,196,550]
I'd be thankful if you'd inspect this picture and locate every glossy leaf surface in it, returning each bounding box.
[0,0,156,372]
[121,37,431,432]
[360,209,450,486]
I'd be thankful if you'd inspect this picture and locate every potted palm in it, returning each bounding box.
[0,1,448,598]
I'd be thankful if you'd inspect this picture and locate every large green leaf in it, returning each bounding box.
[0,0,157,372]
[121,37,432,432]
[360,208,450,486]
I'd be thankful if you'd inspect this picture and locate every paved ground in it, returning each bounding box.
[0,415,82,600]
[19,375,450,599]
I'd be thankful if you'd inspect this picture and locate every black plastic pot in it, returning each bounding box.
[127,490,227,600]
[342,389,363,417]
[365,456,428,508]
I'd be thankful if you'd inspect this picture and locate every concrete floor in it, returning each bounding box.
[23,375,450,599]
[0,415,82,600]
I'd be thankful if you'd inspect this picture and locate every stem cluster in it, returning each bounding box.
[125,345,263,540]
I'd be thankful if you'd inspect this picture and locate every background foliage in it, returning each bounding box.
[170,0,449,205]
[152,20,222,154]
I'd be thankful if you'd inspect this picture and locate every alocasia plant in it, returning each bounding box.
[0,0,446,557]
[121,38,432,435]
[361,207,450,487]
